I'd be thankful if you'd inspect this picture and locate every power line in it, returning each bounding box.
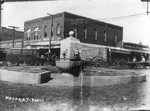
[3,0,52,2]
[99,13,147,21]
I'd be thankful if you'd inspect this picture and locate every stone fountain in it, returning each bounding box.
[56,31,82,76]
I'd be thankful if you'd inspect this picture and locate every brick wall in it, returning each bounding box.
[24,13,64,42]
[24,12,123,48]
[81,44,107,61]
[64,12,123,47]
[24,18,43,41]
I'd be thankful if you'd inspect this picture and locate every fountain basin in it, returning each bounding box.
[56,60,81,76]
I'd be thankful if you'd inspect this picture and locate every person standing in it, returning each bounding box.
[107,57,111,68]
[41,55,45,65]
[51,53,57,66]
[132,56,137,62]
[74,49,81,61]
[140,56,145,62]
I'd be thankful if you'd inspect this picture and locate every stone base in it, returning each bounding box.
[82,74,146,87]
[0,69,51,84]
[47,73,146,87]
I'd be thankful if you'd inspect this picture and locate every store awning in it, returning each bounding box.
[30,41,61,46]
[127,49,150,54]
[123,42,149,49]
[111,48,130,54]
[111,48,150,54]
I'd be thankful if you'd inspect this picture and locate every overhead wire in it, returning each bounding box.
[98,12,147,21]
[99,0,150,22]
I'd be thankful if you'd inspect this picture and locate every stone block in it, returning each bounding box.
[0,69,51,84]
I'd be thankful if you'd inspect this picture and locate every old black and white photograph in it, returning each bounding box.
[0,0,150,110]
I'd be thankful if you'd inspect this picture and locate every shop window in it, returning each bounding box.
[44,25,47,37]
[73,28,77,38]
[26,28,31,41]
[83,27,87,39]
[94,29,97,40]
[34,26,39,40]
[105,25,108,30]
[27,37,30,41]
[51,32,53,36]
[56,23,62,36]
[37,36,38,40]
[115,33,118,43]
[104,31,107,42]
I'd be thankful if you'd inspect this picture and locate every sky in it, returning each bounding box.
[1,0,150,46]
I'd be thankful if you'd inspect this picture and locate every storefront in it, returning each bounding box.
[123,42,150,62]
[106,42,150,67]
[24,41,61,58]
[107,47,130,66]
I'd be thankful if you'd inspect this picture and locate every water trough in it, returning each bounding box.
[0,68,51,84]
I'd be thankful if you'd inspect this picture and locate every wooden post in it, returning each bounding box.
[8,26,19,48]
[0,0,4,35]
[47,13,53,53]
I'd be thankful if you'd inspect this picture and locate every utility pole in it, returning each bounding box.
[141,0,150,15]
[47,13,53,53]
[0,0,4,33]
[147,0,149,15]
[8,26,19,48]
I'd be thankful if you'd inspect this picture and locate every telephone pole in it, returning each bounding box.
[141,0,150,15]
[0,0,4,33]
[8,26,19,48]
[47,13,53,53]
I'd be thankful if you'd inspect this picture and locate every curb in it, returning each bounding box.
[82,74,146,87]
[0,69,51,84]
[50,73,146,87]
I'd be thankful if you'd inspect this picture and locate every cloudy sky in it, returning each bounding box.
[1,0,150,45]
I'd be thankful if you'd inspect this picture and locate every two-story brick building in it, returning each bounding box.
[24,12,123,48]
[24,12,125,59]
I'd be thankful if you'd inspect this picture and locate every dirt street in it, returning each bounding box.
[0,67,150,111]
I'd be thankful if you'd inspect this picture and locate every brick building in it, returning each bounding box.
[24,11,150,65]
[24,12,123,49]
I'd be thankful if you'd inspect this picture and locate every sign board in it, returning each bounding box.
[5,49,11,54]
[32,49,38,55]
[22,49,32,55]
[11,49,21,55]
[5,48,38,56]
